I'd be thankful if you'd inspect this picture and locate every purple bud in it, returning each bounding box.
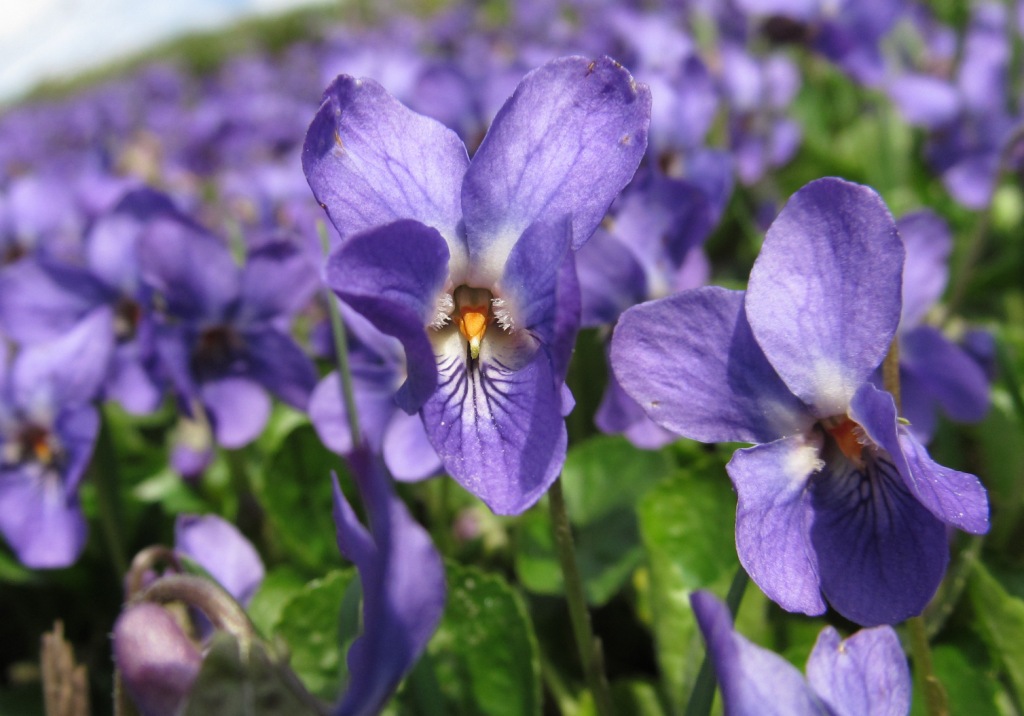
[113,603,202,716]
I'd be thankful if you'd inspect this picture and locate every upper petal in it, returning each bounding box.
[238,241,319,324]
[611,287,811,445]
[576,227,647,327]
[805,626,911,716]
[324,220,451,414]
[13,307,114,408]
[746,178,903,416]
[900,326,990,426]
[0,259,105,343]
[301,75,470,274]
[461,56,651,285]
[139,216,240,323]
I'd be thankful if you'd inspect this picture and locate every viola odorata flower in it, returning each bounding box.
[890,210,990,442]
[139,214,318,450]
[0,308,113,567]
[691,591,911,716]
[303,56,650,514]
[0,187,185,416]
[612,177,989,625]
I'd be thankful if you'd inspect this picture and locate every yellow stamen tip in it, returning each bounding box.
[458,305,489,358]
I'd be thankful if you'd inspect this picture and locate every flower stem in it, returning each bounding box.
[908,616,949,716]
[883,337,901,410]
[318,222,362,448]
[547,477,614,716]
[884,341,948,716]
[93,413,129,576]
[684,566,749,716]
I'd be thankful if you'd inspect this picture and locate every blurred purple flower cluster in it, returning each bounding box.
[0,1,1009,712]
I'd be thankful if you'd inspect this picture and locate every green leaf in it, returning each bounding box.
[131,467,209,514]
[907,645,1001,716]
[182,633,324,715]
[968,562,1024,710]
[515,435,673,605]
[419,562,541,716]
[275,569,356,701]
[257,424,344,572]
[247,566,308,638]
[0,550,36,585]
[637,460,739,714]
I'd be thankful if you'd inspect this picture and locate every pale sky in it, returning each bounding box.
[0,0,329,104]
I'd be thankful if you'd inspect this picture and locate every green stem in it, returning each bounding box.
[548,478,614,716]
[684,567,749,716]
[427,477,454,556]
[318,222,363,448]
[942,122,1024,323]
[942,210,991,325]
[990,335,1024,547]
[93,413,129,576]
[883,337,902,410]
[908,616,949,716]
[884,342,947,716]
[925,535,984,639]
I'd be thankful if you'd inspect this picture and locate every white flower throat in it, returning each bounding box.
[430,285,515,360]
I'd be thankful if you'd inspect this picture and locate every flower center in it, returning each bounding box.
[193,324,245,374]
[3,423,59,468]
[821,415,866,466]
[454,286,492,360]
[114,296,143,342]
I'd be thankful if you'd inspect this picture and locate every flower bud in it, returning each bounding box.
[113,603,201,716]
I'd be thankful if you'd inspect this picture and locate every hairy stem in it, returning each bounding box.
[93,414,129,576]
[319,222,363,448]
[548,478,614,716]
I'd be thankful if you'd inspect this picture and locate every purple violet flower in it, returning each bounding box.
[0,187,184,415]
[303,56,650,514]
[139,213,318,449]
[0,308,113,567]
[691,590,911,716]
[890,211,990,442]
[611,177,989,625]
[576,172,714,449]
[332,446,445,716]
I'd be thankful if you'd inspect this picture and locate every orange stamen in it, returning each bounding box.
[458,305,489,359]
[825,417,864,464]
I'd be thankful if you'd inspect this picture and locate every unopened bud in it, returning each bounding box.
[113,603,201,716]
